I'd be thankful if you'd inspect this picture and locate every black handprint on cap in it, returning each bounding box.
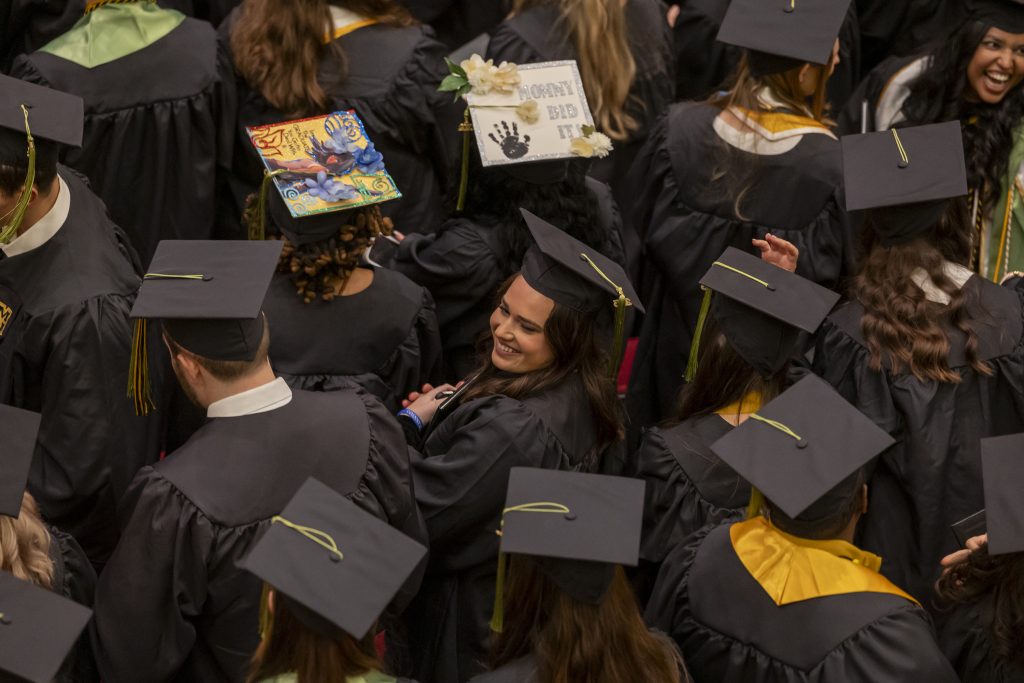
[489,120,531,159]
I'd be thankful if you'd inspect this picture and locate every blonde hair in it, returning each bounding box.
[511,0,638,141]
[0,493,55,589]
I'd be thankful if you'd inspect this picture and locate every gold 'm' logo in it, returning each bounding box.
[0,301,12,337]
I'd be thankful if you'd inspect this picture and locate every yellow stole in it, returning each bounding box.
[730,108,833,141]
[326,18,379,42]
[730,516,919,606]
[715,391,763,419]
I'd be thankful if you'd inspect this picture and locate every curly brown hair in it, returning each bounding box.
[851,202,993,383]
[936,546,1024,668]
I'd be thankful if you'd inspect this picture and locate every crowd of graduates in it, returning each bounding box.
[4,0,1024,682]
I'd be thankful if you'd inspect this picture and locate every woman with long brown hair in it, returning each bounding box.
[222,0,454,235]
[625,2,854,433]
[393,212,636,683]
[813,123,1024,607]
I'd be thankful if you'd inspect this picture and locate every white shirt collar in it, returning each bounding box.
[1,174,71,257]
[911,260,974,305]
[206,377,293,418]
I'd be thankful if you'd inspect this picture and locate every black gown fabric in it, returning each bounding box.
[397,376,599,683]
[855,0,964,76]
[389,177,625,379]
[939,595,1024,683]
[12,17,236,263]
[263,265,443,412]
[812,278,1024,605]
[625,103,851,432]
[645,523,959,683]
[398,0,508,50]
[836,53,918,135]
[91,386,424,683]
[0,168,161,566]
[222,15,454,236]
[48,525,99,683]
[0,0,80,73]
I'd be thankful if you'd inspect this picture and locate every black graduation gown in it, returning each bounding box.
[0,0,80,73]
[389,177,625,380]
[0,168,161,566]
[398,376,599,683]
[91,387,424,683]
[12,17,236,263]
[836,53,920,135]
[48,525,99,683]
[939,595,1024,683]
[812,277,1024,605]
[263,265,443,412]
[855,0,965,76]
[398,0,508,51]
[625,103,852,432]
[222,15,454,236]
[645,524,959,683]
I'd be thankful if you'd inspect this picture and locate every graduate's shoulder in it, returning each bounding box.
[335,23,447,98]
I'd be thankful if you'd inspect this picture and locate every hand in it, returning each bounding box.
[940,533,988,576]
[402,383,438,409]
[753,234,799,272]
[403,383,459,426]
[393,230,406,242]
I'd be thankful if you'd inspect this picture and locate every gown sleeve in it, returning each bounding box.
[382,288,445,405]
[48,525,99,683]
[485,23,545,65]
[90,467,217,683]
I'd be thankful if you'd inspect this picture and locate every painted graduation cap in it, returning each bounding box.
[716,0,851,76]
[969,0,1024,32]
[687,247,840,380]
[238,477,427,639]
[0,571,92,683]
[491,468,644,629]
[127,240,283,414]
[711,374,895,520]
[841,121,968,245]
[0,405,41,518]
[980,433,1024,555]
[0,75,84,242]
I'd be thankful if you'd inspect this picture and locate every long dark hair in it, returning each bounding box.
[461,276,623,466]
[851,202,993,382]
[902,20,1024,207]
[672,315,788,425]
[936,546,1024,668]
[489,556,686,683]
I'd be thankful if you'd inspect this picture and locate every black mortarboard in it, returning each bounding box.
[969,0,1024,32]
[0,571,92,683]
[981,433,1024,555]
[694,247,840,378]
[499,468,644,604]
[711,374,895,520]
[0,75,83,156]
[238,477,426,639]
[716,0,850,76]
[842,121,968,246]
[0,405,41,518]
[268,190,351,247]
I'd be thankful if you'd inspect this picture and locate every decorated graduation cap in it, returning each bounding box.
[711,374,895,522]
[246,110,401,242]
[716,0,851,77]
[980,433,1024,555]
[520,208,642,376]
[440,56,612,209]
[969,0,1024,32]
[842,121,968,246]
[0,571,92,683]
[238,477,427,639]
[686,247,839,380]
[0,405,41,518]
[490,467,644,631]
[127,240,283,415]
[0,75,84,243]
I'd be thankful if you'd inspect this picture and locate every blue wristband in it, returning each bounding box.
[397,408,424,431]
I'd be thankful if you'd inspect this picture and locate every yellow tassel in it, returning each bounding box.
[456,109,473,212]
[746,487,765,519]
[685,288,713,382]
[127,319,155,416]
[252,169,286,241]
[0,105,36,244]
[489,552,507,633]
[608,294,628,379]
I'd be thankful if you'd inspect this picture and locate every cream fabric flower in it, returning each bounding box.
[515,100,540,124]
[570,129,614,158]
[491,61,522,94]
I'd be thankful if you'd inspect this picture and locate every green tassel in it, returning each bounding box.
[252,169,286,241]
[684,288,713,382]
[746,487,765,520]
[0,105,36,244]
[456,109,473,212]
[489,552,507,633]
[608,295,628,379]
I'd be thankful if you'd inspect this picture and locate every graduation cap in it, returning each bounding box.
[686,247,840,380]
[238,477,427,639]
[841,121,968,246]
[969,0,1024,32]
[710,374,895,521]
[0,75,84,243]
[980,433,1024,555]
[127,240,283,415]
[716,0,851,77]
[491,467,644,630]
[0,405,41,518]
[0,571,92,683]
[520,208,641,376]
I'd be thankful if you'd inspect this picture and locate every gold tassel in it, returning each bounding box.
[746,487,765,519]
[608,294,628,380]
[685,288,713,382]
[456,109,473,212]
[0,105,36,244]
[127,319,155,416]
[489,551,507,633]
[252,169,286,241]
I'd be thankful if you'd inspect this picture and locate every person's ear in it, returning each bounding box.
[798,63,812,85]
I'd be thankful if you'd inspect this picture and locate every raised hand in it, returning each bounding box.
[753,233,799,273]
